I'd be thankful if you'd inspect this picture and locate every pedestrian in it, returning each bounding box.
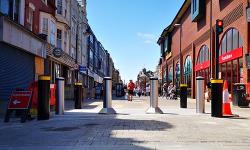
[162,82,168,98]
[205,81,211,102]
[127,80,135,101]
[146,85,150,96]
[137,87,142,97]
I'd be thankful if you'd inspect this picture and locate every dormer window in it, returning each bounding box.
[191,0,205,22]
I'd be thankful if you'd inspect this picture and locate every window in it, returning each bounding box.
[27,7,34,31]
[57,0,62,15]
[219,28,243,55]
[71,47,76,58]
[198,45,209,64]
[50,20,56,46]
[57,29,62,49]
[0,0,20,22]
[64,30,67,51]
[191,0,205,22]
[42,18,48,35]
[71,20,76,38]
[184,56,192,88]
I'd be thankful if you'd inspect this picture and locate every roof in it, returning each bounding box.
[157,0,191,45]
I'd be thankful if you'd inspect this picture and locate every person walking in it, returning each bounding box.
[127,80,135,101]
[162,82,168,99]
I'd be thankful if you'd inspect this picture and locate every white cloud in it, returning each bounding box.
[137,32,156,44]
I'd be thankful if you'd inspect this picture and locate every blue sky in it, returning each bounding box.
[87,0,184,83]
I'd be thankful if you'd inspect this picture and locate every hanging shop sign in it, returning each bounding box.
[195,61,210,72]
[53,48,63,58]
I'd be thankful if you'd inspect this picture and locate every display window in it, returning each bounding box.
[219,28,243,94]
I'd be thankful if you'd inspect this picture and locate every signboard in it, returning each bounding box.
[79,65,87,74]
[219,47,243,64]
[8,91,32,109]
[195,61,210,72]
[53,48,63,58]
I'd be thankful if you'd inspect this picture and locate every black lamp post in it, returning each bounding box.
[75,22,90,82]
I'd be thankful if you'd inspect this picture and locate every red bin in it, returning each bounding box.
[50,84,56,106]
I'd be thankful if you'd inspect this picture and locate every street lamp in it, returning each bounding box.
[75,22,91,82]
[174,23,183,85]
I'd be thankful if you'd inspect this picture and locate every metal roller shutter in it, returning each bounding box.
[0,43,34,101]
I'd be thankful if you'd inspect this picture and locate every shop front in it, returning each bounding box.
[195,45,211,87]
[219,28,243,94]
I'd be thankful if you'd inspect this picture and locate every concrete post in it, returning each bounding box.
[196,76,205,113]
[56,77,65,115]
[146,77,163,114]
[99,77,116,114]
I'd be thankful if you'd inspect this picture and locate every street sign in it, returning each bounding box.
[8,91,32,109]
[79,65,87,74]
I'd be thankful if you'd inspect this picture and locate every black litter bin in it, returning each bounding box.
[233,83,249,107]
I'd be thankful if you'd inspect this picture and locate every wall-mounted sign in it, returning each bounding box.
[79,65,87,74]
[195,60,210,72]
[53,48,63,58]
[219,47,243,64]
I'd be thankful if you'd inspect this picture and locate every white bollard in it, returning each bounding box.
[196,76,205,113]
[56,77,65,115]
[146,77,163,114]
[99,77,116,114]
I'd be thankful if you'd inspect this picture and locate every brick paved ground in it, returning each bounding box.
[0,96,250,150]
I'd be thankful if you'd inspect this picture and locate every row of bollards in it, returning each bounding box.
[37,75,225,118]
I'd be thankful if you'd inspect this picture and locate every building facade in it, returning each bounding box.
[0,0,47,114]
[158,0,250,98]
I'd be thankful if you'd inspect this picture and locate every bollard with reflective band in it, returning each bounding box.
[38,75,50,120]
[99,77,116,114]
[196,76,205,113]
[211,79,223,117]
[146,77,163,114]
[56,77,65,115]
[180,84,188,108]
[74,82,83,109]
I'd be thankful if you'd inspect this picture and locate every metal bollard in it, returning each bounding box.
[146,77,163,114]
[211,79,223,117]
[196,76,205,113]
[99,77,116,114]
[38,75,50,120]
[74,82,83,109]
[180,84,188,108]
[56,77,65,115]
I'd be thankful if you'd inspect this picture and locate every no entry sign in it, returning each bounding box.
[8,91,32,109]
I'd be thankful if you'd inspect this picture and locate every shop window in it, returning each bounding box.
[198,45,209,64]
[175,62,180,87]
[168,66,173,83]
[184,56,192,88]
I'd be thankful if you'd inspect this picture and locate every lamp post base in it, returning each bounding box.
[99,108,116,114]
[146,107,163,114]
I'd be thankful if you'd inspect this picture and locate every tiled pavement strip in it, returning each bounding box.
[0,96,250,150]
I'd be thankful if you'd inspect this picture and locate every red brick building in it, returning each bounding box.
[158,0,250,98]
